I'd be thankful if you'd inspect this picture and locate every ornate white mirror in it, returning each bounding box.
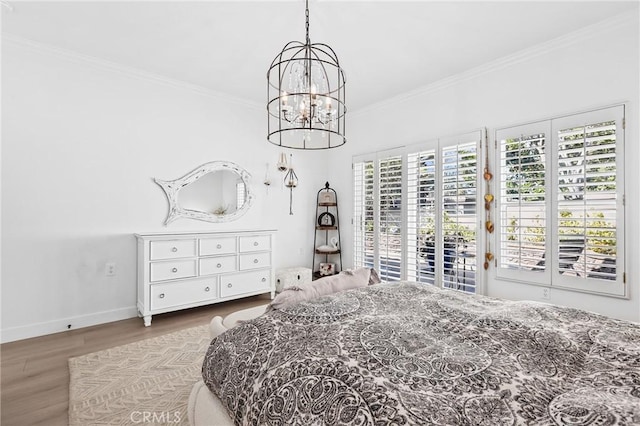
[155,161,253,225]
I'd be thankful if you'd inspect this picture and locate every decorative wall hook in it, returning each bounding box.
[263,163,272,194]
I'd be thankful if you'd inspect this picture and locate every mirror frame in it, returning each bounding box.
[155,161,254,225]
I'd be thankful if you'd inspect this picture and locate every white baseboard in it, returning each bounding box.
[0,306,139,343]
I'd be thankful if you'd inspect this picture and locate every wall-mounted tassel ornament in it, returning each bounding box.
[284,154,298,215]
[483,128,494,270]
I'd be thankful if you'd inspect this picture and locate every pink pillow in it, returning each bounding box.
[269,267,371,310]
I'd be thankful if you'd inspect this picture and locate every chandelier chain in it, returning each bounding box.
[305,0,310,45]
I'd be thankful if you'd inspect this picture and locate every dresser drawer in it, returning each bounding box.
[150,278,217,310]
[239,252,271,270]
[239,235,271,252]
[199,255,237,276]
[150,259,197,282]
[199,237,237,256]
[150,239,197,260]
[220,270,271,298]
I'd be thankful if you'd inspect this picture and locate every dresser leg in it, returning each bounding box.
[143,315,152,327]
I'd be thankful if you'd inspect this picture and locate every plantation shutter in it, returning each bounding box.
[353,159,375,269]
[355,131,480,291]
[406,131,480,292]
[378,154,403,281]
[495,105,625,296]
[407,147,437,283]
[440,135,479,292]
[496,122,550,285]
[551,106,625,295]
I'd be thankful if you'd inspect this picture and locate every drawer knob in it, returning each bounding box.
[253,259,259,264]
[227,283,233,288]
[261,277,266,282]
[217,244,222,249]
[217,263,222,268]
[172,268,178,273]
[159,293,165,299]
[253,241,259,246]
[171,247,178,252]
[205,286,210,292]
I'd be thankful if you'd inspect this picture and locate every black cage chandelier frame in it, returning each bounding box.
[267,0,347,150]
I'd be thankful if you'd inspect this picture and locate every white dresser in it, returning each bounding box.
[135,230,276,326]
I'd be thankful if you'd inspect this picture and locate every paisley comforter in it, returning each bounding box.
[202,282,640,425]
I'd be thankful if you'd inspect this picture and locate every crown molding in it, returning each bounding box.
[3,9,636,117]
[352,11,637,118]
[2,33,264,111]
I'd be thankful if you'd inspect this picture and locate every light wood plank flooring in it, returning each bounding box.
[1,295,270,426]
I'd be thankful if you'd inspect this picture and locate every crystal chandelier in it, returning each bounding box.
[267,0,346,150]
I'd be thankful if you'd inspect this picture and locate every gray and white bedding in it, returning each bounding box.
[202,282,640,425]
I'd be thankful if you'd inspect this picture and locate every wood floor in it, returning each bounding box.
[0,295,271,426]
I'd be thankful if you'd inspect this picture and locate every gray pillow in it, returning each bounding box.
[369,268,382,285]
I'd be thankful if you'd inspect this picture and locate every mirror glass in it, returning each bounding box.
[178,170,245,215]
[155,161,253,225]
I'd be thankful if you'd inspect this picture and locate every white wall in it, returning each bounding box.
[1,39,329,342]
[3,13,638,343]
[330,15,640,322]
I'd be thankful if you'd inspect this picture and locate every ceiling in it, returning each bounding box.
[3,1,637,111]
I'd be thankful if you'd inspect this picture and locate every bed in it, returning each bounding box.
[190,281,640,425]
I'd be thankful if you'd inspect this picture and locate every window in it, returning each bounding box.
[495,105,625,296]
[378,155,403,281]
[439,138,478,292]
[354,131,481,292]
[353,149,403,282]
[497,122,549,285]
[353,160,374,272]
[406,147,437,284]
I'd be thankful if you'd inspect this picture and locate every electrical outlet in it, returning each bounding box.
[106,262,116,277]
[541,287,550,300]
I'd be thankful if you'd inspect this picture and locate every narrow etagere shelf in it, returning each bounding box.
[312,182,342,279]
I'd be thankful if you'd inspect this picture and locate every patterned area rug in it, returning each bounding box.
[69,325,210,426]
